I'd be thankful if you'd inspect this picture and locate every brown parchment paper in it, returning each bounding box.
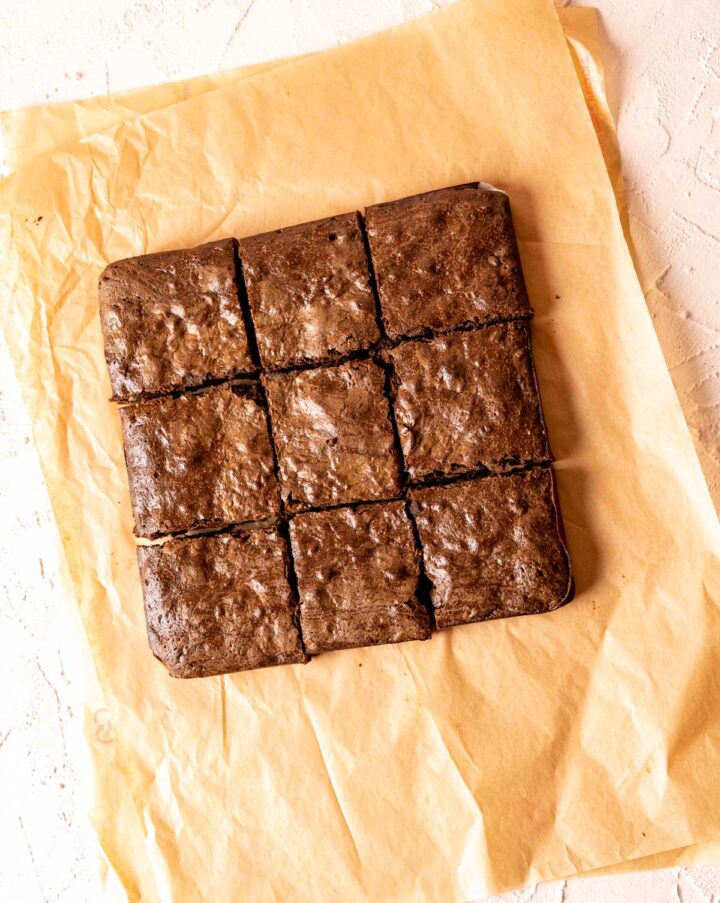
[7,5,720,890]
[0,9,602,174]
[0,58,284,171]
[2,0,720,899]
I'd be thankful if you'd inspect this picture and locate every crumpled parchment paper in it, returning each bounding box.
[1,1,719,900]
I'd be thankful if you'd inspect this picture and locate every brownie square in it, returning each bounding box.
[239,212,379,369]
[409,469,572,628]
[262,359,402,511]
[290,501,430,653]
[120,385,280,538]
[385,322,550,481]
[99,238,254,402]
[138,528,306,678]
[365,184,531,339]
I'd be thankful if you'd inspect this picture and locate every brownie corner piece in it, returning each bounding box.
[409,468,571,629]
[137,528,306,678]
[238,211,379,369]
[98,238,254,402]
[289,501,430,654]
[365,184,530,339]
[385,321,550,480]
[120,384,280,538]
[262,358,402,511]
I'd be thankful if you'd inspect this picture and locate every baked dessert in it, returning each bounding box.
[138,528,306,677]
[120,385,280,538]
[100,183,574,676]
[99,238,254,402]
[262,359,402,511]
[384,322,550,480]
[239,212,379,369]
[409,468,572,629]
[365,184,531,339]
[289,501,430,653]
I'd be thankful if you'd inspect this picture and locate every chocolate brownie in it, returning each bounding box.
[365,184,531,339]
[120,385,280,538]
[289,501,430,653]
[385,322,550,480]
[99,238,254,402]
[409,469,572,628]
[239,212,379,369]
[138,528,306,677]
[262,359,402,511]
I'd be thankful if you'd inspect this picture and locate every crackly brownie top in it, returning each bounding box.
[138,529,306,678]
[409,469,571,628]
[289,501,429,653]
[386,321,550,480]
[239,212,379,369]
[120,385,280,538]
[263,359,402,511]
[99,238,254,401]
[365,184,531,339]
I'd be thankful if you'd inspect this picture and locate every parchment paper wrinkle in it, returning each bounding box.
[1,2,719,900]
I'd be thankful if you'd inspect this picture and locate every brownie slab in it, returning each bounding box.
[365,184,531,339]
[99,238,254,402]
[138,529,306,678]
[120,385,280,538]
[290,501,430,654]
[262,359,402,511]
[385,321,550,480]
[409,469,572,628]
[239,212,379,369]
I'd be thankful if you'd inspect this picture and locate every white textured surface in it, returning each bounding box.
[0,1,718,901]
[566,0,720,509]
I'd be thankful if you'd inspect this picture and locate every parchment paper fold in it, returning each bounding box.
[1,1,719,900]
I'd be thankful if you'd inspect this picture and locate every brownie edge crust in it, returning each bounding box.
[138,529,307,678]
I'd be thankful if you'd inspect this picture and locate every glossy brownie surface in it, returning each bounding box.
[138,529,306,678]
[409,469,572,629]
[99,238,254,401]
[263,359,402,511]
[290,501,430,653]
[386,322,550,480]
[102,183,573,676]
[365,184,531,339]
[120,385,280,538]
[239,212,379,369]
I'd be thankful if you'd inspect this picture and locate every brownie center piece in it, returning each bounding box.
[262,358,402,511]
